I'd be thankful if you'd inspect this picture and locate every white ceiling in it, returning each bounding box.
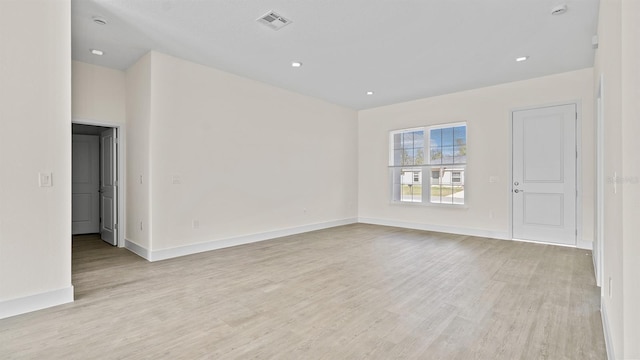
[71,0,600,110]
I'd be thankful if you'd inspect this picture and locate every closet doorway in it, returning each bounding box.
[72,123,119,246]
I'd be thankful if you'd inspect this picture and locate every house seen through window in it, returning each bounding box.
[389,123,466,204]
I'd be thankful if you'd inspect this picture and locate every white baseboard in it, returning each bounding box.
[0,286,74,320]
[577,239,593,250]
[360,218,593,251]
[358,217,511,240]
[125,239,151,260]
[148,218,358,262]
[601,298,615,360]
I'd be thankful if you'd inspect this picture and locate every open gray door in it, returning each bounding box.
[100,128,118,246]
[72,135,100,234]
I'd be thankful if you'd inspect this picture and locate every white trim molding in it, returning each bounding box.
[601,299,615,360]
[513,237,592,250]
[125,218,358,262]
[360,217,592,250]
[577,239,593,251]
[126,218,592,262]
[125,239,152,261]
[0,286,74,320]
[358,217,511,240]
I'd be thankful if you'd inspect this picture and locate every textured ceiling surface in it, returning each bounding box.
[72,0,600,109]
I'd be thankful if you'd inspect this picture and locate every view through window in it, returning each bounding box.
[389,123,466,204]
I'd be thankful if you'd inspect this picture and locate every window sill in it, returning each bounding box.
[390,201,469,210]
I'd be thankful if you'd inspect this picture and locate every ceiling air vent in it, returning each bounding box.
[257,11,292,31]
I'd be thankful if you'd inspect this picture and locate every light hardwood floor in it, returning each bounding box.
[0,224,605,359]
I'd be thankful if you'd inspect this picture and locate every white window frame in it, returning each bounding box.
[388,126,424,166]
[389,122,467,206]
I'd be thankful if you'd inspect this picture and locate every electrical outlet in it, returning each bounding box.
[489,211,494,219]
[192,220,199,229]
[140,221,143,231]
[139,175,143,184]
[39,172,52,187]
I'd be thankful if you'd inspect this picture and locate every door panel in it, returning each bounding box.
[100,128,117,246]
[523,116,564,182]
[72,194,93,222]
[512,104,576,245]
[72,135,100,234]
[523,193,563,226]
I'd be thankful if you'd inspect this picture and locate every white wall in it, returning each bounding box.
[72,61,126,124]
[620,1,640,355]
[126,51,358,256]
[595,0,640,358]
[358,69,594,243]
[125,53,152,251]
[0,0,73,318]
[595,0,624,357]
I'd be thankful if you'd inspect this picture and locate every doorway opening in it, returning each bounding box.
[72,123,120,247]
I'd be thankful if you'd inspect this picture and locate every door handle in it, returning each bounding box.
[514,189,524,193]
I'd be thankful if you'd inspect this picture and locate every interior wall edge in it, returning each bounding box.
[124,239,151,261]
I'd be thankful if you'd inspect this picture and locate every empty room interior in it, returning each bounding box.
[0,0,638,359]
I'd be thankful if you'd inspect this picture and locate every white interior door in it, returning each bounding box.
[72,135,100,234]
[512,104,577,246]
[100,128,118,246]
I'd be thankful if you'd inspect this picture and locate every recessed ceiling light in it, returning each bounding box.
[92,16,107,25]
[291,61,302,68]
[516,56,529,62]
[90,49,104,56]
[366,91,374,95]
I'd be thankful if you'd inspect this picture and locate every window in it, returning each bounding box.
[390,123,466,205]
